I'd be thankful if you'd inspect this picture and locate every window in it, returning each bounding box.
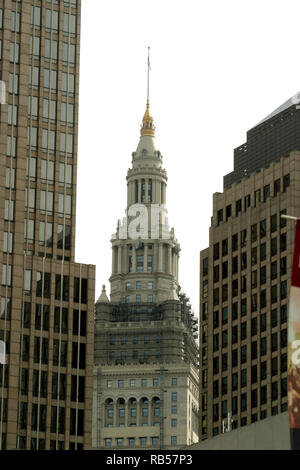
[251,223,257,242]
[141,379,147,387]
[62,43,76,65]
[62,72,75,95]
[213,243,219,260]
[8,104,18,126]
[44,69,57,92]
[283,174,290,192]
[58,194,72,218]
[30,37,40,59]
[10,43,19,63]
[9,73,19,95]
[45,9,59,33]
[36,272,51,298]
[39,222,53,247]
[2,265,12,287]
[43,99,56,123]
[263,184,270,202]
[60,133,73,157]
[260,219,266,238]
[61,102,74,126]
[7,136,17,157]
[172,392,177,402]
[63,13,76,36]
[271,214,277,233]
[172,377,177,386]
[45,39,58,62]
[171,419,177,427]
[57,225,71,250]
[236,199,242,216]
[40,191,54,215]
[42,129,56,153]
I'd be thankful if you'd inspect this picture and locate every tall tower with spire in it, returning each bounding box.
[93,55,199,450]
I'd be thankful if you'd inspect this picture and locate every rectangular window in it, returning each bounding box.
[61,102,74,127]
[45,39,58,63]
[45,9,59,33]
[58,194,72,218]
[57,225,71,250]
[44,69,57,92]
[62,43,76,65]
[30,36,40,59]
[62,72,75,95]
[63,13,76,37]
[39,222,53,247]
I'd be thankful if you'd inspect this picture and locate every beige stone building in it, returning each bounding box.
[93,102,199,450]
[199,94,300,441]
[0,0,95,449]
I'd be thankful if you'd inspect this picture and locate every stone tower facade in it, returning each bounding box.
[93,101,199,450]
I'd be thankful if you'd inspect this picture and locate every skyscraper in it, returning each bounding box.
[199,93,300,441]
[0,0,95,450]
[93,98,199,450]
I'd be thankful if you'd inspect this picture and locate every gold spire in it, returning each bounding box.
[140,100,155,137]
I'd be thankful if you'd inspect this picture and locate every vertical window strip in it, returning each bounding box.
[17,0,39,450]
[36,257,47,449]
[75,264,82,449]
[1,0,20,451]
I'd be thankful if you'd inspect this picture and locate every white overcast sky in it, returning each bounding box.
[76,0,300,315]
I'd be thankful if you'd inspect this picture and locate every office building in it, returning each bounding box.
[199,94,300,440]
[0,0,95,450]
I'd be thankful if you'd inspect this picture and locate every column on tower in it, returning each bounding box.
[132,245,136,272]
[158,243,163,272]
[168,244,172,274]
[145,178,149,203]
[117,245,122,273]
[172,251,176,277]
[143,243,148,273]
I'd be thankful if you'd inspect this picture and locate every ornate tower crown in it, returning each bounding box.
[140,100,155,137]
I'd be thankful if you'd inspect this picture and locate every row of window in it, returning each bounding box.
[211,365,287,398]
[212,278,287,307]
[128,255,153,273]
[212,380,287,421]
[109,335,160,345]
[1,270,87,303]
[23,221,71,249]
[29,68,75,95]
[0,299,85,335]
[14,402,83,436]
[216,175,290,225]
[135,179,153,203]
[126,281,153,290]
[107,378,178,388]
[125,294,154,303]
[209,404,288,436]
[19,336,86,369]
[18,369,84,402]
[211,344,287,376]
[27,97,74,126]
[30,7,77,36]
[105,436,177,447]
[212,328,287,354]
[211,218,287,264]
[211,252,286,285]
[108,350,161,362]
[4,194,72,223]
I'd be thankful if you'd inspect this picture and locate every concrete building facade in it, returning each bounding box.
[199,95,300,441]
[0,0,95,450]
[93,102,199,450]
